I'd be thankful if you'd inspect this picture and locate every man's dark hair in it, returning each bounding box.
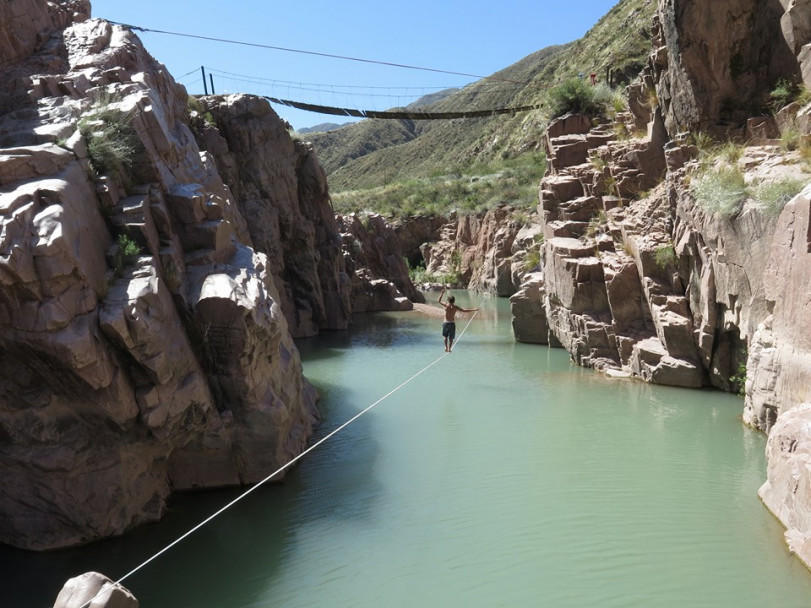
[448,295,455,304]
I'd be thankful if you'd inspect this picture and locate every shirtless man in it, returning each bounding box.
[437,288,479,352]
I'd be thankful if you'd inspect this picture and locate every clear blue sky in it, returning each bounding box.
[89,0,621,130]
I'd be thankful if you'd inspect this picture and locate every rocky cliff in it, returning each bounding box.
[420,205,544,297]
[653,0,798,135]
[191,95,352,337]
[506,0,811,568]
[0,1,416,551]
[336,213,420,312]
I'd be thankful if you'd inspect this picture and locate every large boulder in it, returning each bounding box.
[53,572,137,608]
[759,403,811,567]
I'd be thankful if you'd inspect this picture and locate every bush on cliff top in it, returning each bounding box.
[752,178,805,216]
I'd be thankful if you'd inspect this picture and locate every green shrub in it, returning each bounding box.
[646,88,659,109]
[690,165,747,217]
[693,136,745,170]
[186,95,216,127]
[187,95,205,116]
[408,260,428,283]
[692,132,715,156]
[797,85,811,107]
[523,248,541,271]
[780,126,801,152]
[592,83,627,117]
[586,210,607,238]
[589,153,607,171]
[770,78,799,111]
[548,78,599,118]
[753,178,805,216]
[619,239,634,257]
[118,233,142,259]
[111,233,142,276]
[730,358,747,398]
[450,249,462,271]
[79,107,139,176]
[514,211,531,226]
[653,244,677,269]
[716,141,744,164]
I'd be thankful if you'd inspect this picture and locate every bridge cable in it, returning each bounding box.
[107,21,532,85]
[75,301,483,608]
[263,96,543,120]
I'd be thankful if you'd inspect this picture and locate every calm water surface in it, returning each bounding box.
[5,292,811,607]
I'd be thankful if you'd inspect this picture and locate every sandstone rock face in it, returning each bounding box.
[511,5,811,393]
[0,1,88,73]
[337,213,416,312]
[421,205,534,296]
[745,187,811,431]
[392,214,445,268]
[195,96,351,337]
[0,7,344,550]
[654,0,798,135]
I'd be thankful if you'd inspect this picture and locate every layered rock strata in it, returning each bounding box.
[654,0,798,135]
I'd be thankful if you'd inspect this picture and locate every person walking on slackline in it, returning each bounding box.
[437,287,479,352]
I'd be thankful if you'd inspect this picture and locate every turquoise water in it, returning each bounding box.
[4,292,811,607]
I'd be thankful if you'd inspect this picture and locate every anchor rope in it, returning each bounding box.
[76,297,484,608]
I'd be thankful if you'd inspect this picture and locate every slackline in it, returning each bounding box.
[72,301,485,608]
[265,96,543,119]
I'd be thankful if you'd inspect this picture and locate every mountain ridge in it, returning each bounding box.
[305,0,655,193]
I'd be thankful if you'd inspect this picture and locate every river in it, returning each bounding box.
[4,291,811,607]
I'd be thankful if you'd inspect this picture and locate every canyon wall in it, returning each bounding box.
[507,0,811,567]
[0,1,415,551]
[421,205,543,297]
[655,0,798,135]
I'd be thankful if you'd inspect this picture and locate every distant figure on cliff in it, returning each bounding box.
[438,288,479,352]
